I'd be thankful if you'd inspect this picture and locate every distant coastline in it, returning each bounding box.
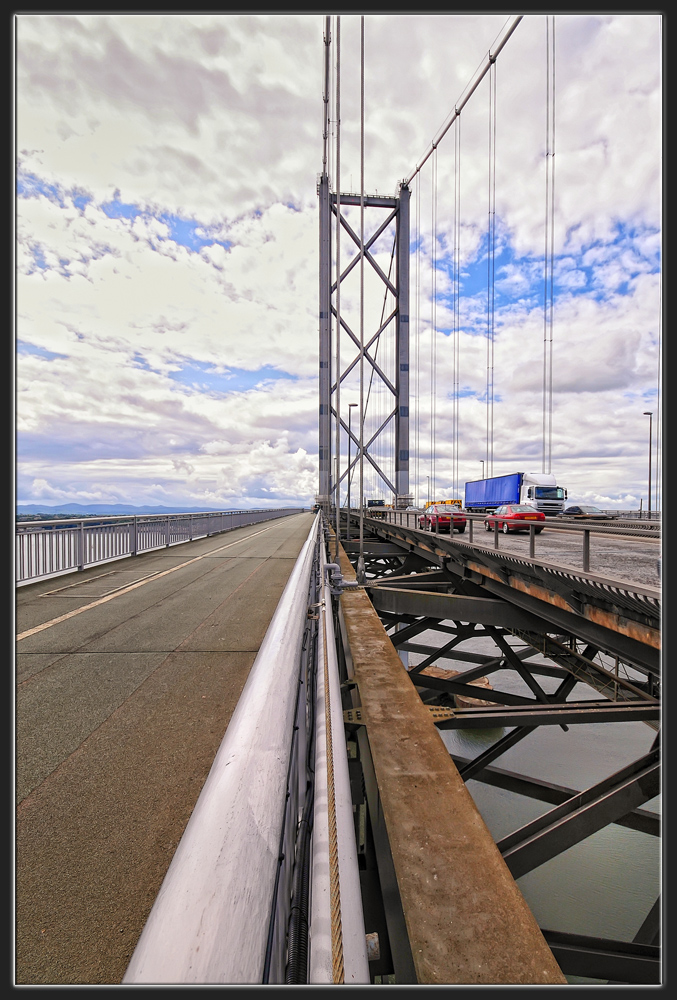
[15,503,270,520]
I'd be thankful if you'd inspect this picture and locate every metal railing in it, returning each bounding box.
[15,508,306,586]
[337,508,660,578]
[123,512,368,984]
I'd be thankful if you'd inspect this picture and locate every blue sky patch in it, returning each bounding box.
[167,361,298,394]
[18,170,232,255]
[17,340,68,361]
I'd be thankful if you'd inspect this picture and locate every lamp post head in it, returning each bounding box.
[643,411,652,416]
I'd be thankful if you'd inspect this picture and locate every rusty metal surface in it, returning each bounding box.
[336,545,567,985]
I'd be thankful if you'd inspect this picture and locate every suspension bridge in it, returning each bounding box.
[15,14,661,987]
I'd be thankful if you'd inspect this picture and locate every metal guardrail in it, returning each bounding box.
[123,512,368,984]
[15,508,306,586]
[336,507,660,581]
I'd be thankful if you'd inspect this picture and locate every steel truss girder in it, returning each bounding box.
[432,700,659,729]
[368,586,550,632]
[540,930,659,985]
[449,755,659,838]
[358,518,660,676]
[338,530,661,985]
[496,747,660,878]
[512,630,656,704]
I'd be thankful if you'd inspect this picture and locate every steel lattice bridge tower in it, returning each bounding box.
[317,174,411,512]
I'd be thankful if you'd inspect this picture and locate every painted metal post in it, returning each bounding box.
[131,517,138,556]
[643,411,653,516]
[583,529,590,573]
[395,182,410,504]
[78,521,85,571]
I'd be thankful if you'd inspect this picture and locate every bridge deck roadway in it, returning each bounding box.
[15,512,315,985]
[336,543,567,985]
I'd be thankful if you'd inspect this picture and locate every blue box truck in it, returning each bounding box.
[464,472,567,514]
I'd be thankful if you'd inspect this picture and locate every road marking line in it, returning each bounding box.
[40,569,164,599]
[16,524,277,642]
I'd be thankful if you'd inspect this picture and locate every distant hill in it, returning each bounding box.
[17,503,225,517]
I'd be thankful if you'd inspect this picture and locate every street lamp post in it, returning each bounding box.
[347,403,357,539]
[643,411,653,517]
[426,476,430,507]
[480,460,485,479]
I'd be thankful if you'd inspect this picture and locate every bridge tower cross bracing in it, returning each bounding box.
[317,180,411,511]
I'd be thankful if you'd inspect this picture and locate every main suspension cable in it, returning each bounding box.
[405,15,522,187]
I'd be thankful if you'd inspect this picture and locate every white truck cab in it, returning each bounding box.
[521,473,567,514]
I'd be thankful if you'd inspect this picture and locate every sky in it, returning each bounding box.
[15,13,662,512]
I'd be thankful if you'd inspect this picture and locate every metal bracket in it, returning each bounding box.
[324,562,360,595]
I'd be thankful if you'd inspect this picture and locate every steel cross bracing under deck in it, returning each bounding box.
[335,513,660,984]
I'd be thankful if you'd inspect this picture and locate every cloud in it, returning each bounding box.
[15,14,662,510]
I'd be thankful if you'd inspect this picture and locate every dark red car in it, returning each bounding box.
[484,504,545,534]
[419,504,467,534]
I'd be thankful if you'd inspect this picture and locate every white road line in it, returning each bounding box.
[16,524,278,642]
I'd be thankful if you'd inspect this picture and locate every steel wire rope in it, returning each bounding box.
[415,175,421,507]
[431,146,438,503]
[361,237,397,491]
[655,274,661,512]
[358,15,365,580]
[655,18,662,515]
[453,115,461,500]
[548,19,556,475]
[542,15,556,476]
[486,57,497,479]
[404,16,522,188]
[334,16,341,551]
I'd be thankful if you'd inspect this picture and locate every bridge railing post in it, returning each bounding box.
[77,520,85,571]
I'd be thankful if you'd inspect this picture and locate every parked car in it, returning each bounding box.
[419,504,467,534]
[559,505,617,520]
[484,504,545,534]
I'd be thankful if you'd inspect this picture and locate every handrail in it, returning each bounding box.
[123,512,321,984]
[15,508,306,585]
[309,537,369,983]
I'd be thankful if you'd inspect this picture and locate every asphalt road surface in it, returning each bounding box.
[15,512,315,985]
[423,518,661,590]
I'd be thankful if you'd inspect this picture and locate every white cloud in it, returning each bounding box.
[15,14,662,510]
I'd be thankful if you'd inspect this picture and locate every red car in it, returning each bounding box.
[419,504,467,534]
[484,504,545,534]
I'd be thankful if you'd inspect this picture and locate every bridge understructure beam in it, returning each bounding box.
[330,514,660,985]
